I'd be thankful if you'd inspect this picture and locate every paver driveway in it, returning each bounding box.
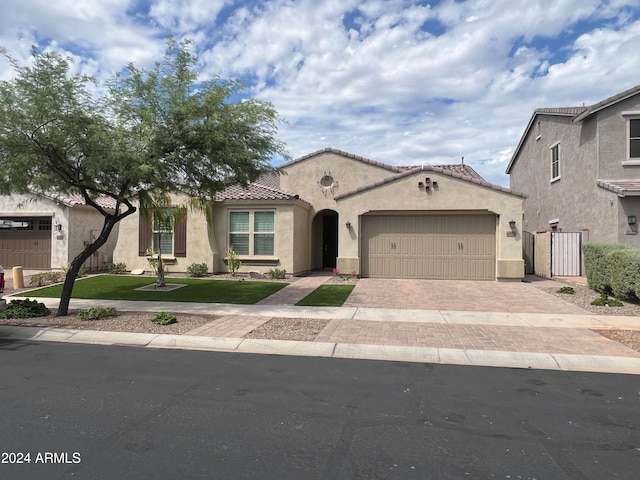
[343,277,588,314]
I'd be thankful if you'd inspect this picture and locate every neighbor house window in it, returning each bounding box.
[229,211,274,255]
[629,118,640,160]
[550,143,560,182]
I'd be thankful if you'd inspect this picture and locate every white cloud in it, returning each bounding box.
[149,0,230,33]
[1,0,639,185]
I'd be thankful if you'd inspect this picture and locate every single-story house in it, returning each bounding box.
[113,148,525,280]
[0,193,118,270]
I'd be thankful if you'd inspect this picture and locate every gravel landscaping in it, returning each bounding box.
[534,279,640,317]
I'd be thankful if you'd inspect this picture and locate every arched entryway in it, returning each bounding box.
[311,210,338,270]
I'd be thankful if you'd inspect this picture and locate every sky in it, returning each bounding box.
[1,0,639,187]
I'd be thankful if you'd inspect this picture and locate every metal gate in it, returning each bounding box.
[522,231,535,274]
[551,232,582,276]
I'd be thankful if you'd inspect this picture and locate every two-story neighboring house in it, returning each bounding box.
[506,84,640,251]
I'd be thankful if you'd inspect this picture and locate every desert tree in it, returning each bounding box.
[0,39,287,315]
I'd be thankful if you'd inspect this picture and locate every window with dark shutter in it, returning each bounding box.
[138,211,152,256]
[174,212,187,257]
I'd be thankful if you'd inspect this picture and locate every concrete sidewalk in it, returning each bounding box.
[2,295,640,375]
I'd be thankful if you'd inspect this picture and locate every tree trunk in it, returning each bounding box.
[57,209,135,316]
[156,245,165,287]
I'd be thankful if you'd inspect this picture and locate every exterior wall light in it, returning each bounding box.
[345,221,351,229]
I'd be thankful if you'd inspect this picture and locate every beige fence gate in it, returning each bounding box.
[551,232,583,276]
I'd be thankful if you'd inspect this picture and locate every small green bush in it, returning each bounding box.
[225,249,242,276]
[78,307,117,321]
[187,262,208,277]
[152,312,177,325]
[60,263,85,277]
[29,271,63,287]
[0,299,50,319]
[608,249,640,301]
[267,268,287,279]
[582,243,631,294]
[590,293,623,307]
[108,262,127,274]
[556,286,575,294]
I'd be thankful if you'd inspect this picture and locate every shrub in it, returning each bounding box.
[187,262,208,277]
[582,243,631,294]
[0,299,50,319]
[29,271,63,287]
[225,249,242,276]
[108,262,127,274]
[556,286,575,294]
[590,293,623,307]
[61,263,86,278]
[152,312,177,325]
[608,248,640,301]
[267,268,287,279]
[78,307,117,321]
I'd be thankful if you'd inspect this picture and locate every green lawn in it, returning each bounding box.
[295,284,355,307]
[24,275,288,304]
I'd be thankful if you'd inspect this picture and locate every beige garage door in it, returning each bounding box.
[0,217,52,269]
[361,215,496,280]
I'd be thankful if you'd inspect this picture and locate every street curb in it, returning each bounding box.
[2,324,639,375]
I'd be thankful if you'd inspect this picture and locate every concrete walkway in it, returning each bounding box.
[255,275,331,305]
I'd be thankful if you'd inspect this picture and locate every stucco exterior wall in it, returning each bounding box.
[280,151,399,213]
[597,95,640,178]
[68,206,119,270]
[618,197,640,247]
[510,114,601,235]
[210,200,309,275]
[534,231,551,278]
[292,204,310,273]
[112,197,215,273]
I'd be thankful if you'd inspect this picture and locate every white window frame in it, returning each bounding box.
[228,210,275,256]
[550,142,561,182]
[622,112,640,165]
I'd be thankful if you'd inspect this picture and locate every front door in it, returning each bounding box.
[322,214,338,269]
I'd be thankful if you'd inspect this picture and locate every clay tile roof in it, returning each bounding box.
[574,84,640,122]
[215,180,304,202]
[436,164,484,180]
[535,106,587,116]
[283,147,406,173]
[41,192,118,210]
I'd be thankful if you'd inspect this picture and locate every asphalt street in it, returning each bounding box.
[1,339,639,479]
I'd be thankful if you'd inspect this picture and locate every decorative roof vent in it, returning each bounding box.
[318,171,338,196]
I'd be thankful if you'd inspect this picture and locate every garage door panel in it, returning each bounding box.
[0,219,52,269]
[362,214,496,280]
